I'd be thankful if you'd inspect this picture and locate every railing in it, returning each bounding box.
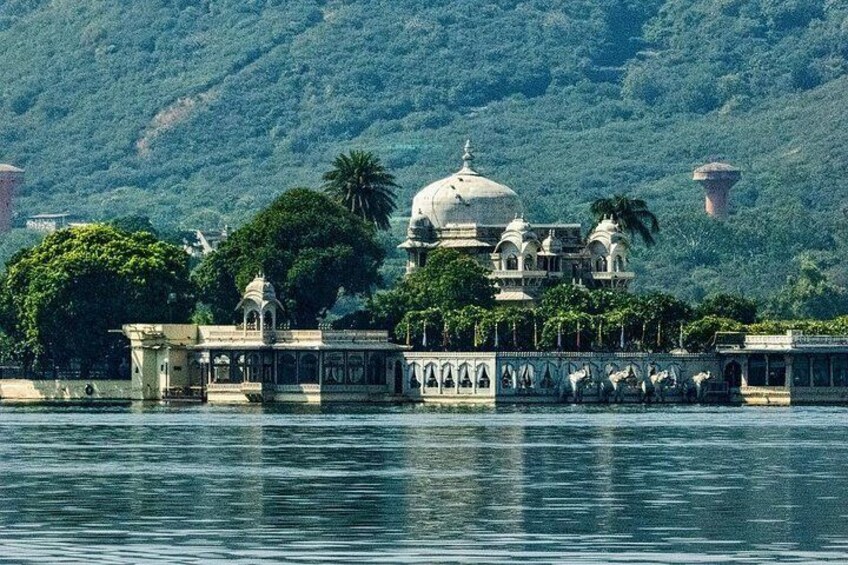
[492,270,550,279]
[200,329,390,344]
[240,382,263,393]
[164,386,205,401]
[743,335,793,347]
[590,271,635,280]
[794,335,848,347]
[741,334,848,349]
[321,330,389,342]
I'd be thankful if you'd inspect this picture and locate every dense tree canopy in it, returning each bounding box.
[193,188,384,327]
[696,293,758,324]
[0,225,193,372]
[768,256,848,320]
[358,247,497,333]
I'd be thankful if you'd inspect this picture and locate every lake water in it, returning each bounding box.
[1,404,848,564]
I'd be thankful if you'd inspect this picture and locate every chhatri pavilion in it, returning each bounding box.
[399,141,634,304]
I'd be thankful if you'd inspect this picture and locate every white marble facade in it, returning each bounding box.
[399,141,635,304]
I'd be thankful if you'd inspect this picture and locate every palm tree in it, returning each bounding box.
[590,194,660,246]
[322,150,399,230]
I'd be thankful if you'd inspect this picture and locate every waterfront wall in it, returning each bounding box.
[0,379,138,402]
[403,351,721,403]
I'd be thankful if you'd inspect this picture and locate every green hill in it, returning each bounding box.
[1,0,847,303]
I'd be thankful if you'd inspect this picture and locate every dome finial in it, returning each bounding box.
[461,139,475,172]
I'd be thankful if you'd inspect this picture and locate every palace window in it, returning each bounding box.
[299,353,319,384]
[212,353,231,383]
[442,365,455,389]
[425,364,438,388]
[767,356,786,387]
[245,311,259,331]
[323,352,344,385]
[477,365,491,389]
[368,353,386,385]
[792,355,810,387]
[506,254,518,270]
[244,353,261,382]
[833,355,848,387]
[459,364,473,388]
[277,353,297,385]
[812,355,830,387]
[595,257,607,272]
[614,256,625,272]
[748,355,767,386]
[724,361,742,388]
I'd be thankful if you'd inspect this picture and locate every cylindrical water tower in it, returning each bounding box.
[693,162,740,219]
[0,164,23,233]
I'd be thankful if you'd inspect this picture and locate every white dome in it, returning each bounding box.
[411,141,523,228]
[407,209,435,240]
[244,275,277,302]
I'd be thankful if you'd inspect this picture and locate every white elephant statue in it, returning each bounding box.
[560,366,593,403]
[681,371,714,403]
[600,368,637,403]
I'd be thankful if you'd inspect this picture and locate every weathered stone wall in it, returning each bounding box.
[0,379,137,401]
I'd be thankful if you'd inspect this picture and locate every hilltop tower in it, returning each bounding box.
[693,162,740,219]
[0,164,23,233]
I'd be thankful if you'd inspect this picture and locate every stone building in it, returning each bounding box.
[399,142,634,304]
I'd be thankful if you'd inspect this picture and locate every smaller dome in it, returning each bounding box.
[407,209,435,240]
[244,275,277,302]
[541,230,562,254]
[503,216,536,240]
[592,217,619,235]
[589,217,627,246]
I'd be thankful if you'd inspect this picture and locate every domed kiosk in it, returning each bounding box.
[399,141,635,304]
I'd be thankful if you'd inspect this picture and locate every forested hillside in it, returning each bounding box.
[1,0,847,303]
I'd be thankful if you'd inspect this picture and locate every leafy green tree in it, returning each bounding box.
[768,255,848,319]
[631,292,693,350]
[684,316,744,352]
[538,283,592,318]
[0,225,193,372]
[193,189,384,327]
[322,150,399,230]
[401,248,497,312]
[696,293,758,324]
[590,194,660,246]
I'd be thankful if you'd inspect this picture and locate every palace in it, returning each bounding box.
[3,143,848,407]
[399,141,634,304]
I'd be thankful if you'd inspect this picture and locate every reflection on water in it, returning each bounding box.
[1,404,848,563]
